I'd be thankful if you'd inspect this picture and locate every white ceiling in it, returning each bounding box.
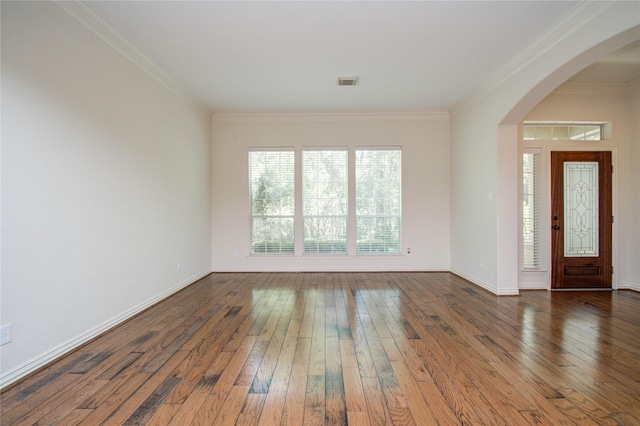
[85,1,639,113]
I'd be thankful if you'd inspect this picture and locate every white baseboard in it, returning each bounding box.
[449,268,517,295]
[212,266,449,272]
[618,281,640,292]
[0,269,211,390]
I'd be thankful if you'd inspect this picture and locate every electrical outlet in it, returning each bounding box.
[1,324,12,346]
[406,247,412,255]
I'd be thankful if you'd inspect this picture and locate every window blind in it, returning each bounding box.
[249,150,295,254]
[523,151,541,269]
[302,149,348,254]
[355,149,401,254]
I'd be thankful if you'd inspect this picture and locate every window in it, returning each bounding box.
[302,149,348,254]
[249,149,295,254]
[523,123,603,141]
[522,150,541,269]
[356,149,401,254]
[249,147,402,255]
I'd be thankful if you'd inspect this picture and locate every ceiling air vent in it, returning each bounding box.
[338,76,359,86]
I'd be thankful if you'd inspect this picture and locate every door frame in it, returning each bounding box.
[546,147,618,290]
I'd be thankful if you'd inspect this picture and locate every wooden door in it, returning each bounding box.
[551,151,612,289]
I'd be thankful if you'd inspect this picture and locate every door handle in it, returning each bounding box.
[553,225,560,230]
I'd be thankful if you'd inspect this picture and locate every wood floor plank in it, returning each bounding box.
[256,316,300,425]
[121,376,181,425]
[416,380,461,425]
[160,350,232,424]
[390,359,438,425]
[213,385,251,425]
[78,348,188,425]
[237,393,267,426]
[409,338,485,425]
[1,351,91,415]
[21,378,110,425]
[235,339,270,387]
[557,387,622,425]
[342,366,367,413]
[325,336,347,426]
[346,411,372,426]
[165,312,248,404]
[170,336,256,425]
[302,375,325,426]
[250,295,293,394]
[281,363,308,426]
[144,403,182,426]
[3,272,640,425]
[56,408,94,425]
[547,396,602,426]
[360,377,393,426]
[0,373,82,424]
[308,301,326,376]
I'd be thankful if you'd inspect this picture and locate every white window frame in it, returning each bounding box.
[248,148,295,255]
[301,148,349,255]
[355,147,402,255]
[248,146,403,256]
[522,148,542,270]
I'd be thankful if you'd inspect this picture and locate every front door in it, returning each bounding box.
[551,151,612,289]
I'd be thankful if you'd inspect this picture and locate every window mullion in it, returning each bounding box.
[348,147,357,256]
[294,148,303,256]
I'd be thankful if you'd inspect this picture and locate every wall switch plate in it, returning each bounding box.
[176,261,182,272]
[1,324,12,346]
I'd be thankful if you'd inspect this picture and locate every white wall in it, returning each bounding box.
[518,86,638,290]
[627,86,640,291]
[450,3,639,295]
[211,113,450,272]
[1,2,212,387]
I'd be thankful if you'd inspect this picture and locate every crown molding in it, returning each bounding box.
[211,111,449,123]
[55,1,211,118]
[451,1,615,117]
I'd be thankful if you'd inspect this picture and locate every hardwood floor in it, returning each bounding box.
[2,272,640,425]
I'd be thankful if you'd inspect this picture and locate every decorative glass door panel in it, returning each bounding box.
[564,162,599,257]
[551,152,611,289]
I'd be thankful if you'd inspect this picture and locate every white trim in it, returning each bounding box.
[451,268,519,296]
[212,266,448,273]
[55,1,211,118]
[618,282,640,292]
[248,146,295,152]
[0,269,211,390]
[211,111,449,123]
[452,1,614,116]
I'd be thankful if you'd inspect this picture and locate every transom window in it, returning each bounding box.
[523,122,603,141]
